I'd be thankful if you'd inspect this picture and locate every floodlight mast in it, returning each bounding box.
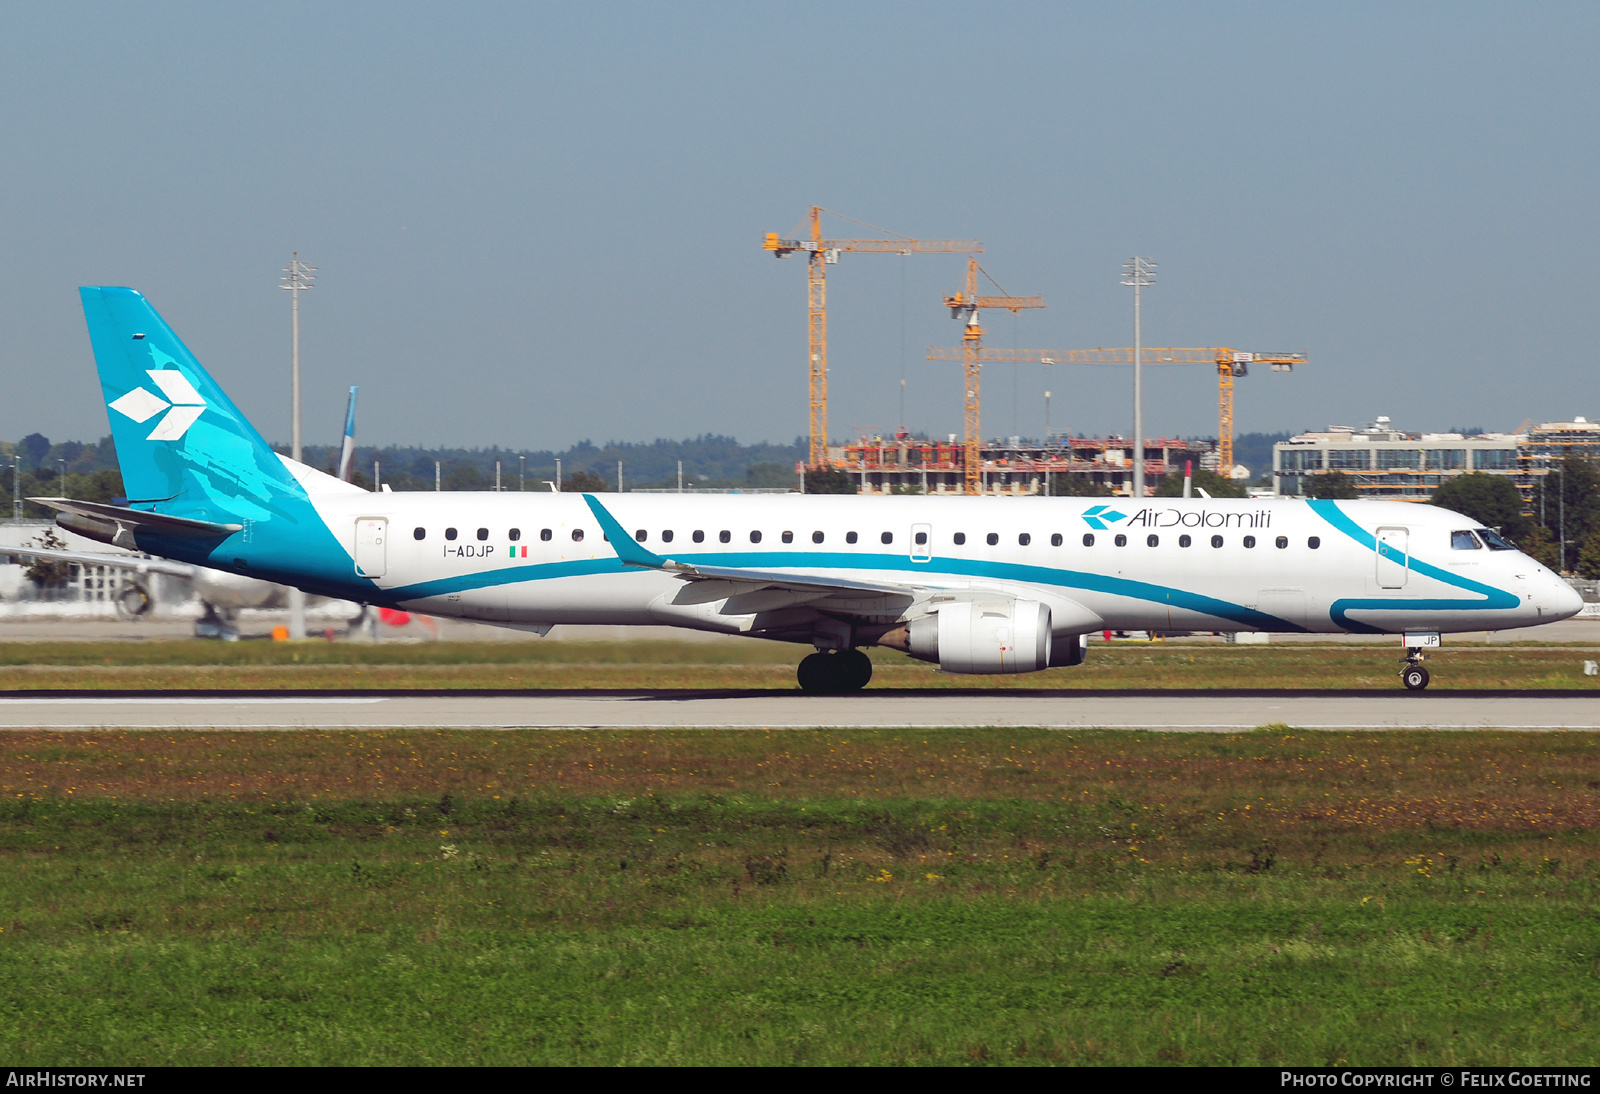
[280,253,316,640]
[1120,257,1156,498]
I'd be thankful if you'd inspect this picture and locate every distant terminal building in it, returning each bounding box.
[1273,415,1600,505]
[837,435,1211,496]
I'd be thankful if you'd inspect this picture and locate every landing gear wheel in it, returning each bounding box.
[1402,665,1430,691]
[797,650,872,693]
[839,648,873,690]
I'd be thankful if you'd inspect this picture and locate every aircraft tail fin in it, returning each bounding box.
[337,385,358,482]
[79,287,303,520]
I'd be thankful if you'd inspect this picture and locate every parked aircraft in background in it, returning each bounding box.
[9,383,367,638]
[28,287,1583,686]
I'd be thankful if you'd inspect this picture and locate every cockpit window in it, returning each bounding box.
[1451,530,1482,550]
[1476,527,1516,551]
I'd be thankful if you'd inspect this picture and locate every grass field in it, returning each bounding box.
[1,638,1599,691]
[0,726,1596,1065]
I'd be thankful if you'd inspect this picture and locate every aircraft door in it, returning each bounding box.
[1375,527,1408,589]
[355,518,388,579]
[910,523,932,563]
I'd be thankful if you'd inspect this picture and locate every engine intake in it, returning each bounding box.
[903,599,1053,674]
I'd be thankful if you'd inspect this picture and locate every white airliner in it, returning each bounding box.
[30,287,1583,691]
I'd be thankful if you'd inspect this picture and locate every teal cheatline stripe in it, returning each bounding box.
[386,556,631,600]
[383,547,1301,631]
[1307,499,1520,630]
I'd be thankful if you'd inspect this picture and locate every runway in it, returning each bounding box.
[0,689,1596,730]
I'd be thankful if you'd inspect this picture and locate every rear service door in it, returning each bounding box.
[1375,526,1408,589]
[355,518,388,579]
[910,523,933,563]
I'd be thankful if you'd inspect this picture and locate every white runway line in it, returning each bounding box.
[0,697,385,706]
[0,692,1595,730]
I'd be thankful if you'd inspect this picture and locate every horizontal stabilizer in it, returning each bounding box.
[28,497,242,551]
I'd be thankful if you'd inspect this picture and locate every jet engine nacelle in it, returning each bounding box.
[190,569,285,610]
[905,599,1053,674]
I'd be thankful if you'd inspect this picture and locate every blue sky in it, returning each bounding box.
[1,2,1596,451]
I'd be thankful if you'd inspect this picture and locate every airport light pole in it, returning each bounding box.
[1121,257,1156,498]
[11,461,19,521]
[519,455,526,492]
[281,253,316,640]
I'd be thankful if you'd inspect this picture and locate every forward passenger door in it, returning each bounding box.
[1376,527,1409,589]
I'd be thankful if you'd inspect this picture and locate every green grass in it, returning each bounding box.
[0,728,1595,1065]
[2,638,1600,691]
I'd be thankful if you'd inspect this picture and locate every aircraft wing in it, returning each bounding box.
[0,544,196,579]
[581,494,915,606]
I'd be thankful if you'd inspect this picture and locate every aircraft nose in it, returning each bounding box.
[1549,573,1585,621]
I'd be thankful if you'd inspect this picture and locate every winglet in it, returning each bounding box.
[581,494,668,568]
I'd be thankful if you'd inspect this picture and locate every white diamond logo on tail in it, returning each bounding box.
[146,405,204,441]
[146,369,204,407]
[109,387,169,424]
[108,370,207,441]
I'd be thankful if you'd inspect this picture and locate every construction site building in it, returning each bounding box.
[837,435,1212,496]
[1272,416,1600,505]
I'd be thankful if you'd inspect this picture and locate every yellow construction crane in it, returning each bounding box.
[924,345,1304,472]
[765,207,980,468]
[935,258,1044,494]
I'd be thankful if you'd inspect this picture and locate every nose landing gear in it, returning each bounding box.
[1400,648,1430,691]
[797,649,873,693]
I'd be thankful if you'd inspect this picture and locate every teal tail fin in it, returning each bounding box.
[80,287,304,520]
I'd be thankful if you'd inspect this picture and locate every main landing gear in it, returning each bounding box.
[1400,648,1430,691]
[797,649,873,693]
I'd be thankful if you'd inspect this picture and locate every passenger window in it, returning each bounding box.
[846,531,858,544]
[1147,534,1159,547]
[1451,530,1481,550]
[1114,534,1127,547]
[719,530,731,543]
[812,531,824,544]
[1211,535,1224,548]
[1179,534,1192,548]
[662,530,674,543]
[540,528,553,541]
[1082,533,1095,547]
[1243,535,1256,548]
[750,531,762,543]
[1050,533,1062,547]
[1019,533,1031,546]
[782,531,794,543]
[953,532,966,545]
[634,529,648,542]
[1275,536,1288,549]
[986,533,999,546]
[571,528,584,542]
[915,532,928,546]
[509,528,521,542]
[881,532,893,545]
[445,527,458,541]
[693,530,705,543]
[1308,537,1321,549]
[413,527,426,541]
[476,528,489,541]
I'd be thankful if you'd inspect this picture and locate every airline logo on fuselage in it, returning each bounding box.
[108,369,207,442]
[1082,505,1128,530]
[1121,506,1273,529]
